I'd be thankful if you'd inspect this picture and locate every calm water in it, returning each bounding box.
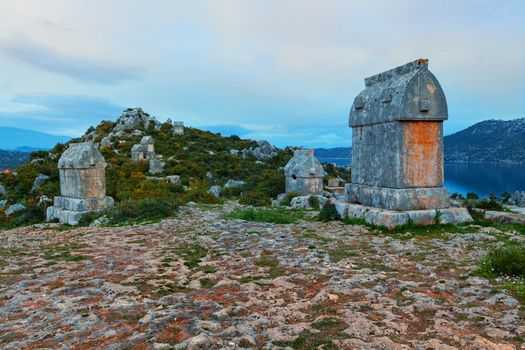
[319,158,525,198]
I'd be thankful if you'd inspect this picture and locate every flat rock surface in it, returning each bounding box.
[1,204,523,349]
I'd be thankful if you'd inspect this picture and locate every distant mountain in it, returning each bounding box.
[0,150,31,171]
[444,118,525,164]
[314,147,351,159]
[0,127,71,151]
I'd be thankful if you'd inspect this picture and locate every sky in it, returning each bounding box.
[0,0,524,149]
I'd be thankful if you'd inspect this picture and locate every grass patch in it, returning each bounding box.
[199,278,216,288]
[106,198,179,226]
[273,317,347,349]
[328,245,357,262]
[41,242,87,262]
[301,232,330,243]
[173,244,208,269]
[476,246,525,304]
[223,208,306,224]
[254,256,287,278]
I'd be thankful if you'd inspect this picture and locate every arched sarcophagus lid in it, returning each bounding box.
[58,142,107,169]
[349,59,448,127]
[284,149,325,178]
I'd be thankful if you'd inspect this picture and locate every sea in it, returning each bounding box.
[318,158,525,198]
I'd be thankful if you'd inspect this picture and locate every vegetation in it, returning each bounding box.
[318,203,340,222]
[238,191,271,207]
[106,198,179,225]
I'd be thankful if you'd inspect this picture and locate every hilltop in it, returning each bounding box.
[0,107,350,229]
[444,118,525,164]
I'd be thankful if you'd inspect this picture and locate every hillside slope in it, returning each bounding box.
[444,118,525,164]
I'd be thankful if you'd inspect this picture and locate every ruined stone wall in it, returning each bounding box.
[285,176,323,195]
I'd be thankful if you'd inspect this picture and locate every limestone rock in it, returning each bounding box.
[290,195,327,209]
[31,174,49,193]
[114,107,159,132]
[438,208,473,224]
[484,210,525,225]
[242,140,277,160]
[224,180,245,188]
[209,185,221,198]
[149,159,165,174]
[166,175,180,184]
[5,203,25,216]
[0,184,5,196]
[364,208,409,229]
[0,200,6,209]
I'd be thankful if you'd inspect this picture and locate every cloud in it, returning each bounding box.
[0,35,144,84]
[0,94,124,136]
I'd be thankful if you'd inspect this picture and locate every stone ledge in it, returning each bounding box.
[46,207,93,226]
[345,183,449,211]
[336,202,473,229]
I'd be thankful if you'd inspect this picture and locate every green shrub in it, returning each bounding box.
[107,198,179,225]
[472,198,505,211]
[308,195,320,209]
[0,204,47,229]
[183,188,221,204]
[281,192,301,206]
[239,191,271,207]
[318,203,340,222]
[478,247,525,278]
[466,192,479,200]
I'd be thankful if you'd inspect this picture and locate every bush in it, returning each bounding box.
[107,198,179,225]
[281,192,301,206]
[478,247,525,278]
[318,203,340,222]
[308,195,320,210]
[472,198,505,211]
[183,188,221,204]
[0,204,47,229]
[466,192,479,200]
[239,191,271,207]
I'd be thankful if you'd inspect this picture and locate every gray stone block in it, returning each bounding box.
[406,209,437,225]
[484,211,525,225]
[438,208,473,224]
[334,202,349,218]
[54,196,114,211]
[5,203,25,216]
[346,183,449,211]
[364,208,409,229]
[347,203,370,219]
[284,150,324,195]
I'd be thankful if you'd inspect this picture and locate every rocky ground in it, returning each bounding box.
[1,203,524,350]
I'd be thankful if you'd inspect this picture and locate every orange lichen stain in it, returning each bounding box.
[427,83,436,94]
[402,121,442,187]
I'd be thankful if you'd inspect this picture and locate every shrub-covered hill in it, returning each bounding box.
[0,108,351,228]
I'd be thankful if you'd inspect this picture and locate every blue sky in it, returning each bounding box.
[0,0,523,148]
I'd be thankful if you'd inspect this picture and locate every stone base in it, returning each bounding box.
[47,196,114,225]
[54,196,114,211]
[345,183,449,211]
[335,202,473,230]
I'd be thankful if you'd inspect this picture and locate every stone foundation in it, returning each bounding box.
[335,202,472,230]
[47,196,114,225]
[345,183,449,211]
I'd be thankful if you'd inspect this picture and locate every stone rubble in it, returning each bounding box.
[0,204,522,349]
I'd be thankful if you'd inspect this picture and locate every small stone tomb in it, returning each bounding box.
[131,136,156,161]
[47,143,114,225]
[284,149,325,195]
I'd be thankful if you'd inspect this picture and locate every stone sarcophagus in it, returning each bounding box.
[47,142,114,225]
[346,59,449,211]
[284,149,325,195]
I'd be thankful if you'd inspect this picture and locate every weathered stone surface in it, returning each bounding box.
[0,200,6,209]
[114,107,159,132]
[242,140,277,160]
[364,208,409,229]
[0,203,522,349]
[484,210,525,225]
[346,183,449,211]
[47,142,113,225]
[131,136,155,161]
[5,203,25,216]
[166,175,180,184]
[438,208,473,224]
[30,174,49,193]
[407,209,437,225]
[347,59,449,211]
[290,195,327,209]
[511,191,525,206]
[209,185,221,198]
[0,184,6,196]
[327,178,339,187]
[284,149,324,195]
[149,159,165,174]
[334,202,349,218]
[224,180,245,188]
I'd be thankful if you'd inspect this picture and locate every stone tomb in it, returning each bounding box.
[284,149,325,195]
[173,121,184,135]
[341,59,472,227]
[131,136,156,161]
[46,143,114,225]
[346,59,450,211]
